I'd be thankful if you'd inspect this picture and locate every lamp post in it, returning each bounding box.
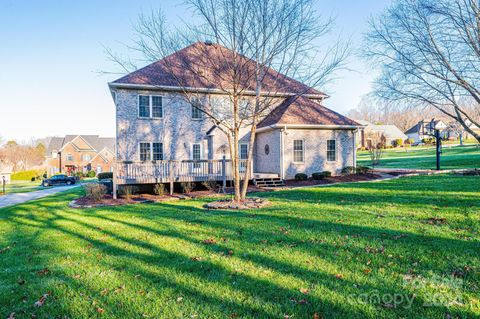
[58,151,62,173]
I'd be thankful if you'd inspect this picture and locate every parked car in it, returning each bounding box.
[42,174,76,187]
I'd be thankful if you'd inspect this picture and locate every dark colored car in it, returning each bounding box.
[42,174,76,187]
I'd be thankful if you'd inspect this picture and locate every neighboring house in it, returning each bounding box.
[443,120,480,141]
[405,119,447,143]
[45,135,115,176]
[109,41,360,184]
[356,120,407,148]
[0,162,12,185]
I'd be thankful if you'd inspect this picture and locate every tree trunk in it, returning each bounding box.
[240,123,257,200]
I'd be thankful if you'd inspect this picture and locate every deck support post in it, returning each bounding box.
[112,163,118,200]
[169,161,174,195]
[222,156,227,193]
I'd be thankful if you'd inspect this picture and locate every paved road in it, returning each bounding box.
[0,185,80,209]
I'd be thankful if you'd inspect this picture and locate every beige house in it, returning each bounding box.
[356,120,407,148]
[109,42,360,185]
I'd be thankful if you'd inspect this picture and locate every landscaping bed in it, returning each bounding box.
[285,172,383,187]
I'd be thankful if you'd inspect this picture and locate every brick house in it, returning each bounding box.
[109,42,360,185]
[45,135,115,176]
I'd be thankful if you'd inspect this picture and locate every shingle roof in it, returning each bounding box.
[356,120,407,139]
[258,95,359,128]
[112,42,325,97]
[46,135,115,155]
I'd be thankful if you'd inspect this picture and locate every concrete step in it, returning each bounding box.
[254,177,285,188]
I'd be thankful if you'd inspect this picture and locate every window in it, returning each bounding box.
[138,95,163,118]
[191,97,203,120]
[192,143,201,168]
[82,154,91,162]
[139,143,151,161]
[152,96,163,118]
[66,153,73,161]
[327,139,336,161]
[240,144,248,172]
[139,95,150,118]
[293,140,304,163]
[152,143,163,160]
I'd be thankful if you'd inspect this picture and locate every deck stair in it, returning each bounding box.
[253,173,285,188]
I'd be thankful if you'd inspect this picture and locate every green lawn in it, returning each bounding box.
[0,175,479,318]
[2,180,43,194]
[358,144,480,169]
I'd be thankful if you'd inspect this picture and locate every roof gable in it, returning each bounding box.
[258,96,358,128]
[112,42,325,98]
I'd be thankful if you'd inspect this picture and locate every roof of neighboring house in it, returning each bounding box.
[258,95,359,128]
[112,41,325,98]
[46,135,115,156]
[405,120,446,134]
[357,120,407,139]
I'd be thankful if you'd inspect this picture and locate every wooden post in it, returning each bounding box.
[169,161,174,195]
[112,163,118,200]
[222,156,227,193]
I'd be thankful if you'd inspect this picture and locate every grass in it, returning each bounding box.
[358,144,480,169]
[1,180,43,194]
[0,175,479,318]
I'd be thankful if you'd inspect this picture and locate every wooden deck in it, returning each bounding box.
[115,159,251,185]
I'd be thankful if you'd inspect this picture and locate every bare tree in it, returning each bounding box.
[107,0,348,201]
[365,131,386,167]
[365,0,480,143]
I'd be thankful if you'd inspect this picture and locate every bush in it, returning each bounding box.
[405,138,414,145]
[294,173,308,181]
[86,170,96,178]
[11,169,43,181]
[120,185,137,200]
[312,171,331,180]
[356,165,371,174]
[201,181,218,191]
[97,172,113,180]
[83,183,107,201]
[180,182,195,193]
[341,166,355,175]
[393,139,404,147]
[75,172,84,178]
[153,183,166,196]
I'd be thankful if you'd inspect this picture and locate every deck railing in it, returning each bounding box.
[115,158,251,185]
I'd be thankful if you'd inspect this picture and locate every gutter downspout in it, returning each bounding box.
[353,129,358,169]
[280,126,287,180]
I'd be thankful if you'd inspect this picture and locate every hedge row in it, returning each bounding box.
[11,169,45,181]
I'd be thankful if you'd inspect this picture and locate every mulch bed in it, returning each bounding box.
[284,173,383,187]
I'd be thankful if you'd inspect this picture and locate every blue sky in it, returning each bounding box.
[0,0,391,142]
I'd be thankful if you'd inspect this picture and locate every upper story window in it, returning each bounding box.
[327,139,337,161]
[82,154,91,162]
[66,153,73,161]
[138,95,163,118]
[293,140,304,163]
[191,97,203,120]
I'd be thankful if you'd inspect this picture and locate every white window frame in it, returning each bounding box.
[191,97,203,120]
[191,143,202,169]
[66,153,73,162]
[239,143,248,172]
[139,142,151,161]
[152,142,164,161]
[138,95,163,119]
[293,139,305,163]
[82,154,91,162]
[139,142,164,161]
[327,139,337,162]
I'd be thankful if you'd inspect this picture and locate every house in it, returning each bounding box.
[405,119,447,143]
[109,41,360,185]
[0,162,12,185]
[45,135,115,176]
[356,120,407,148]
[443,120,480,141]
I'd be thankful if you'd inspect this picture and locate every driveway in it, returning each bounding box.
[0,185,80,209]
